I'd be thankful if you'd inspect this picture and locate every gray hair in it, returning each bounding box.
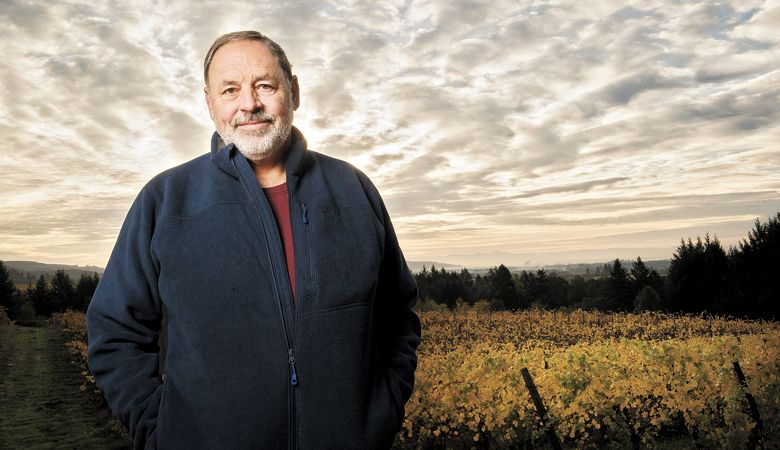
[203,31,293,87]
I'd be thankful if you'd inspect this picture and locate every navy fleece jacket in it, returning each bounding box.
[85,127,421,449]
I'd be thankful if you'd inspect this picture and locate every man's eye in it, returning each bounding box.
[258,84,274,91]
[223,87,237,95]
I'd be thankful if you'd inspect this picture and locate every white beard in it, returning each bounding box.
[218,104,294,162]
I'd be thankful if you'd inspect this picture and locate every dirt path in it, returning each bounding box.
[0,324,131,450]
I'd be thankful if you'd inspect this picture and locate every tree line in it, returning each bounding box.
[415,212,779,320]
[0,265,99,321]
[2,212,777,321]
[415,258,663,311]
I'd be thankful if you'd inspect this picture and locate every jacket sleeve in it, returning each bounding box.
[86,186,163,450]
[358,171,422,422]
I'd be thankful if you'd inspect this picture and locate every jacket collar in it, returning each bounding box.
[285,125,310,178]
[209,125,309,179]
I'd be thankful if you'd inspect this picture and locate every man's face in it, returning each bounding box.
[204,40,300,161]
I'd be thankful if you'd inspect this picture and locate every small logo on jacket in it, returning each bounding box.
[320,207,338,219]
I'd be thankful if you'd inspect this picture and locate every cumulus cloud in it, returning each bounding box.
[0,0,778,267]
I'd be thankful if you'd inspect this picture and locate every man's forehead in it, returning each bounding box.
[208,40,284,83]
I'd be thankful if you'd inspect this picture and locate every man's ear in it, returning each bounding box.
[291,75,300,111]
[204,86,215,121]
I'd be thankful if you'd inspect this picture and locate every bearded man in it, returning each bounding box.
[86,30,421,450]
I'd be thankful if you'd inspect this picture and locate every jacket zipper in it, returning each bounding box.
[231,158,299,449]
[289,202,309,450]
[300,204,316,284]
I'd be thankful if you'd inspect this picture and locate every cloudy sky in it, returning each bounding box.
[1,0,778,269]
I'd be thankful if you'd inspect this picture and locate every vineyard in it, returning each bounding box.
[402,310,779,449]
[50,309,780,449]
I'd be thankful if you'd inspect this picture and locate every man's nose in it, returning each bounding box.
[238,86,262,112]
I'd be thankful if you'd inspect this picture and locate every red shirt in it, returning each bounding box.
[262,182,296,303]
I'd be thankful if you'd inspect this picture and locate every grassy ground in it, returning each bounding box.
[0,323,132,450]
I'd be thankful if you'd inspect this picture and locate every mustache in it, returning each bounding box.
[233,111,275,126]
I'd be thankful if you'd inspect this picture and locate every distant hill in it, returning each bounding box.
[3,260,104,288]
[406,260,464,272]
[408,259,670,278]
[510,259,670,277]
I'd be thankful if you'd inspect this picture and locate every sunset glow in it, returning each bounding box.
[1,0,778,268]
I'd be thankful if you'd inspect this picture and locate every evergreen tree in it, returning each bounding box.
[544,274,570,309]
[458,269,474,304]
[518,269,569,309]
[75,272,100,312]
[730,212,780,319]
[50,269,76,314]
[516,270,537,306]
[530,269,548,306]
[488,264,519,310]
[414,266,431,301]
[0,260,16,314]
[607,259,633,311]
[413,266,473,309]
[702,235,731,313]
[668,238,702,313]
[472,274,491,303]
[668,235,729,314]
[630,257,666,309]
[433,267,462,309]
[630,257,651,292]
[29,275,51,317]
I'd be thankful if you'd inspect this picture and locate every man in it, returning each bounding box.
[86,31,421,450]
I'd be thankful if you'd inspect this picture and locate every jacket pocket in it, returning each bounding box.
[304,202,382,310]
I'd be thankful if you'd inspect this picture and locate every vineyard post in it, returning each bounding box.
[520,367,563,450]
[732,361,763,444]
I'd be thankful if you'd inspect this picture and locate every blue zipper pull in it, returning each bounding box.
[288,348,299,386]
[301,204,309,225]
